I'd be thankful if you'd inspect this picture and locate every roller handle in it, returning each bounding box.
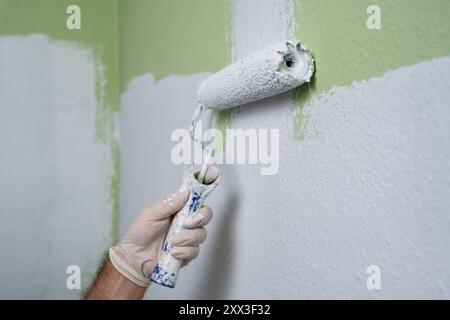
[150,167,220,288]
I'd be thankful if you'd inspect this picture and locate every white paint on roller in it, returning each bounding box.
[197,41,313,111]
[120,71,241,300]
[0,35,111,299]
[111,0,450,299]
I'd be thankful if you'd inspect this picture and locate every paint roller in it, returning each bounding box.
[151,39,315,288]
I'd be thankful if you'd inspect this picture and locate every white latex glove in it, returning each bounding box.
[109,167,218,287]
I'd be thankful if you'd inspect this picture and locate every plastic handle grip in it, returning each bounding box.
[150,166,220,288]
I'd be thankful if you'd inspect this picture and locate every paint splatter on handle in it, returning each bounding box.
[150,166,220,288]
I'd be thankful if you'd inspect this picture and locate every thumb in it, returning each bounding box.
[148,186,189,220]
[203,166,220,184]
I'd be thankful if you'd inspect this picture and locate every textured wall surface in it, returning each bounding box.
[120,0,450,299]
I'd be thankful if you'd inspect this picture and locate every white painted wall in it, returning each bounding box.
[120,0,450,299]
[0,35,112,299]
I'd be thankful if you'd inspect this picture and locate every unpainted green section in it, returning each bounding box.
[294,0,450,139]
[110,140,120,244]
[119,0,232,151]
[0,0,120,247]
[119,0,231,89]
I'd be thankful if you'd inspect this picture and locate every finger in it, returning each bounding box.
[203,166,220,184]
[171,228,207,247]
[146,186,188,220]
[184,206,213,228]
[171,246,199,261]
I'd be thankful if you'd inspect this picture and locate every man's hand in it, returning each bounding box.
[109,186,214,287]
[86,167,218,299]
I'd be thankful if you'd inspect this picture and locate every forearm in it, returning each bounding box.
[85,257,147,300]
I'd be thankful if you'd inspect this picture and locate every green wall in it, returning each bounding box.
[294,0,450,139]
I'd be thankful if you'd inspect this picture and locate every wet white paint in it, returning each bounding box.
[0,35,111,298]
